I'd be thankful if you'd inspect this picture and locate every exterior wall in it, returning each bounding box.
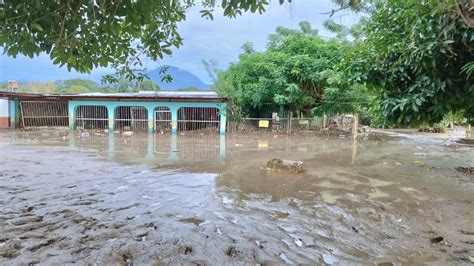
[0,99,9,127]
[68,100,227,134]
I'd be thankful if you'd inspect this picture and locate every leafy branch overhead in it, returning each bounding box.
[0,0,291,82]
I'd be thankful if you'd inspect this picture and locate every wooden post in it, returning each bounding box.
[353,113,359,140]
[287,111,292,134]
[467,124,472,139]
[351,138,357,165]
[322,113,327,130]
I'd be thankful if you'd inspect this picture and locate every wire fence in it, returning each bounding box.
[227,114,355,133]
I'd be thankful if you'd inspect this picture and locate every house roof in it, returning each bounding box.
[0,91,226,103]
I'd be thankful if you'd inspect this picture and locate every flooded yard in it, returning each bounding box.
[0,130,473,265]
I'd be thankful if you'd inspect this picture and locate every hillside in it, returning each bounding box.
[148,66,209,91]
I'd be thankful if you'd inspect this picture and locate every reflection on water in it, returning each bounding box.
[12,131,226,165]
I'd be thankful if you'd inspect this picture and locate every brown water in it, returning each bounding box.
[0,130,473,265]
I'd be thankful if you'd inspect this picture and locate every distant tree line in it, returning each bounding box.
[0,78,160,94]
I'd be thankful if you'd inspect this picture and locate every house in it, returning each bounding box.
[0,91,227,134]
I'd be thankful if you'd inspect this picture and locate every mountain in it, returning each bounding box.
[148,66,209,91]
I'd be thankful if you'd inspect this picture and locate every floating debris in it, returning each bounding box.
[266,158,303,174]
[178,218,204,226]
[456,167,474,175]
[279,253,293,264]
[122,131,133,137]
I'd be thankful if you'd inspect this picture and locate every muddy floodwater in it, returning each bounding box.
[0,129,473,265]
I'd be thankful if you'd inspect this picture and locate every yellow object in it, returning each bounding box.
[258,140,268,149]
[259,120,269,128]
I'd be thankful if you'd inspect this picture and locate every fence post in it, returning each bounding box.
[68,101,75,130]
[171,107,178,134]
[287,111,292,134]
[352,113,359,140]
[466,124,472,139]
[147,106,154,133]
[219,103,227,135]
[322,113,327,130]
[9,99,20,129]
[107,105,115,131]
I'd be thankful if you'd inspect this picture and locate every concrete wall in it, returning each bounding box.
[69,100,227,134]
[0,99,9,127]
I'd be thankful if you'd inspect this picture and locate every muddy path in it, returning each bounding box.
[0,130,473,265]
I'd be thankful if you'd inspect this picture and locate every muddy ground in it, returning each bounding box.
[0,129,473,265]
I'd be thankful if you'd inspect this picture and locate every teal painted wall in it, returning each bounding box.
[68,100,227,134]
[9,100,20,128]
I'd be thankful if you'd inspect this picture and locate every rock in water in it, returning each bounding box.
[266,158,303,174]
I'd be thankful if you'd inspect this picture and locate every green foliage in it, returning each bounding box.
[5,78,160,94]
[139,79,160,91]
[0,0,289,83]
[215,21,369,118]
[55,79,99,93]
[352,0,474,125]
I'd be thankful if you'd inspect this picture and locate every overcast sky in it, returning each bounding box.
[0,0,358,83]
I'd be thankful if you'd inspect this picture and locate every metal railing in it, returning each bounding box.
[155,107,172,133]
[115,106,148,131]
[227,114,354,133]
[75,105,108,130]
[177,107,220,133]
[20,101,69,128]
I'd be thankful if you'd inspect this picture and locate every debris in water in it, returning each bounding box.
[456,167,474,175]
[80,132,91,139]
[178,218,204,226]
[222,196,233,204]
[266,158,303,174]
[414,152,427,156]
[122,131,133,137]
[274,211,290,218]
[226,246,239,257]
[279,253,293,264]
[294,238,303,247]
[430,236,444,243]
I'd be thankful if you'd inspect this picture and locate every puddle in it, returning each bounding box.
[0,130,473,264]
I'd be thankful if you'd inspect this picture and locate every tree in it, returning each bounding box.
[139,79,160,91]
[0,0,291,82]
[55,79,99,93]
[350,0,474,125]
[216,22,345,117]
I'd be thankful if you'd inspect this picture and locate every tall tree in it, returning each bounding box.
[0,0,291,82]
[351,0,474,125]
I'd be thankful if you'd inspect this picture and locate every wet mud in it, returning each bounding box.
[0,129,473,265]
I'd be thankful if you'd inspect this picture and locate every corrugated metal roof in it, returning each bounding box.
[0,91,226,102]
[77,91,220,98]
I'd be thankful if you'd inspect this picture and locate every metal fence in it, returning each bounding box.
[20,101,69,128]
[75,105,108,130]
[177,107,220,133]
[155,106,172,133]
[115,106,148,131]
[227,114,354,133]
